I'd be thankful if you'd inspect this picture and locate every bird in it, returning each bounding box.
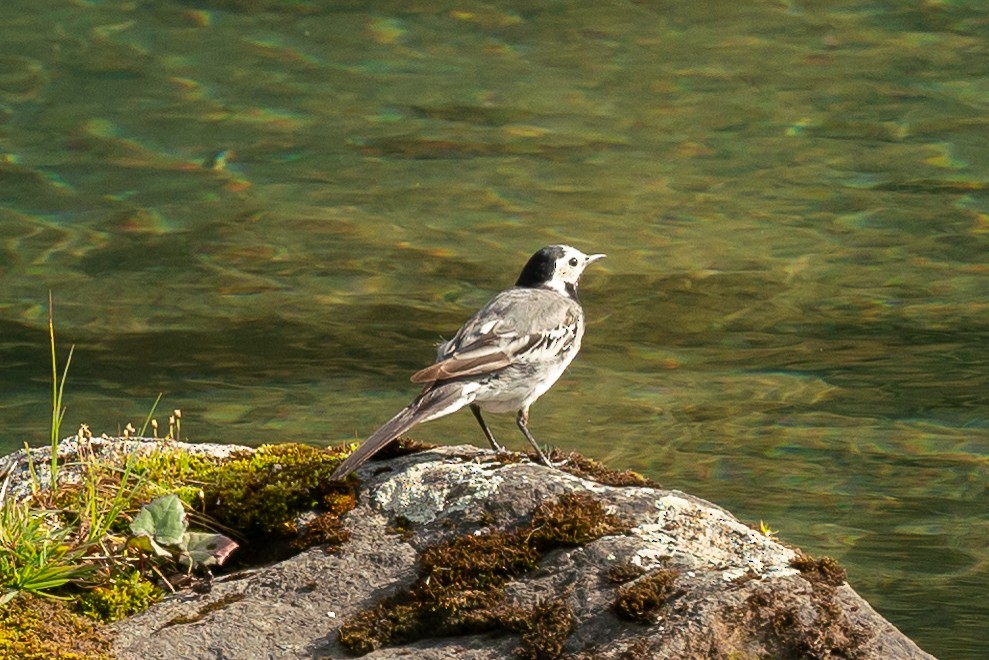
[330,244,605,481]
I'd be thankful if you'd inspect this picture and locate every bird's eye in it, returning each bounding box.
[569,257,579,267]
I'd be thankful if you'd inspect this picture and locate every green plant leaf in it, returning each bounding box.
[127,533,172,558]
[15,562,94,591]
[181,532,239,568]
[130,494,187,547]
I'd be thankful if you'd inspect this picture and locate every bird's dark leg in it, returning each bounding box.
[470,404,504,451]
[515,408,554,467]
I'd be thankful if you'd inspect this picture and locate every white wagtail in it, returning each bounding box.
[330,245,605,480]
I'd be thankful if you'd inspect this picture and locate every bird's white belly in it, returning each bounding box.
[472,344,579,414]
[473,387,531,414]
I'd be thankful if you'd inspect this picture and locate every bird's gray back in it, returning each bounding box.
[437,287,583,360]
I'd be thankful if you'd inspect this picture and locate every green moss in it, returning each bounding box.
[322,490,358,516]
[203,443,351,535]
[338,491,628,657]
[0,594,114,659]
[76,571,163,623]
[127,449,224,508]
[127,449,224,489]
[126,443,358,540]
[612,568,682,623]
[134,443,361,565]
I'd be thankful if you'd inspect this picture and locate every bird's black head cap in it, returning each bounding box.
[515,245,565,288]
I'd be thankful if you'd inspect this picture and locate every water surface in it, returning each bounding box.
[2,1,988,657]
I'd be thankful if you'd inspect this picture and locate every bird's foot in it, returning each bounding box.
[528,445,567,469]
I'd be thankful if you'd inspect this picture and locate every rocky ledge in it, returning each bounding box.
[105,444,932,659]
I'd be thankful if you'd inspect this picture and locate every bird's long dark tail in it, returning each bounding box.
[331,383,469,480]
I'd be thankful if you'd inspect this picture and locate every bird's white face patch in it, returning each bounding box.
[543,245,605,296]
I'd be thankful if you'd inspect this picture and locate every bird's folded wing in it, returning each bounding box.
[410,321,543,384]
[409,350,511,383]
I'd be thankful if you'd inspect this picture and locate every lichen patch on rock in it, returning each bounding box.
[371,459,506,524]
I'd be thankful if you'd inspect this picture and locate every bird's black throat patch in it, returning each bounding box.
[515,245,565,288]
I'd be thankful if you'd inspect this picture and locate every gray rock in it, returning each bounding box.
[111,445,935,660]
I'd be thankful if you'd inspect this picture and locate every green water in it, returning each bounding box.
[2,1,988,656]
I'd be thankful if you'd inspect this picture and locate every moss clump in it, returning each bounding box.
[746,586,867,659]
[128,442,357,539]
[528,490,627,545]
[0,594,114,659]
[612,569,682,623]
[291,511,351,552]
[338,492,628,657]
[790,553,847,587]
[501,597,575,660]
[419,529,539,594]
[76,571,163,623]
[322,489,358,516]
[745,554,863,658]
[126,449,225,509]
[606,561,647,585]
[125,442,359,566]
[365,436,437,463]
[529,449,659,488]
[203,443,351,535]
[451,446,656,488]
[291,489,358,552]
